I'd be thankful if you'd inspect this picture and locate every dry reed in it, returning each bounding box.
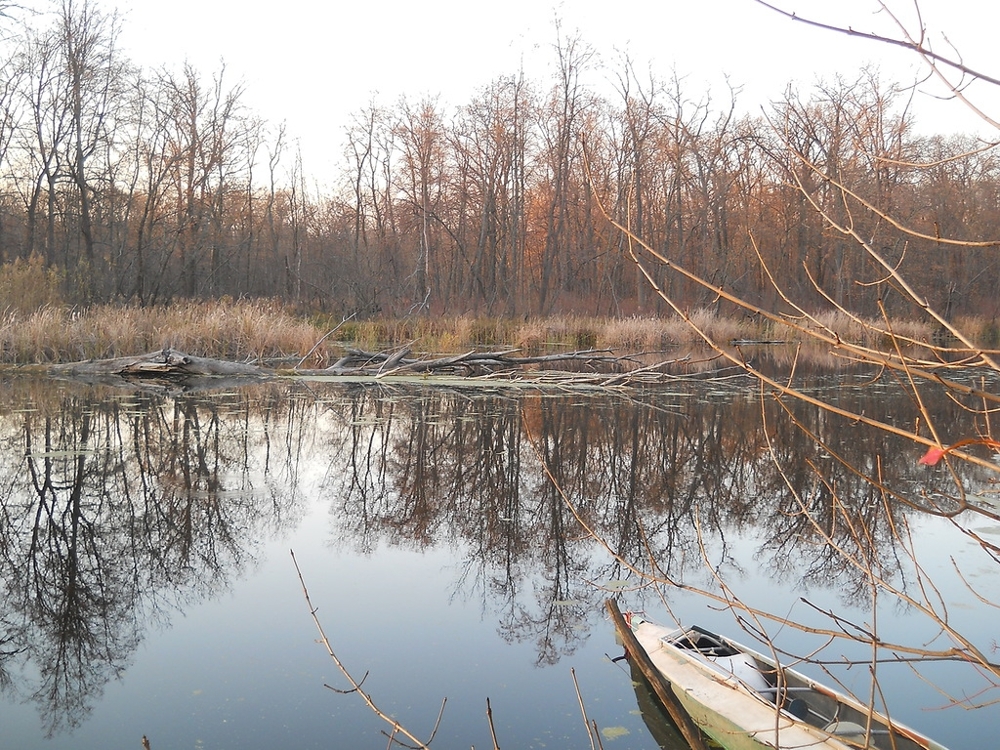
[0,301,953,367]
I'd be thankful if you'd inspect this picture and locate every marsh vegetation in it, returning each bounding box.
[0,294,975,370]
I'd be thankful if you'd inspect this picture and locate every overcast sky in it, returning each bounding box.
[84,0,1000,178]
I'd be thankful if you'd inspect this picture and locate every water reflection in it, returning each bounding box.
[325,377,993,615]
[0,379,307,735]
[0,372,995,742]
[627,659,699,750]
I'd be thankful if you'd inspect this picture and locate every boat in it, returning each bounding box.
[608,602,949,750]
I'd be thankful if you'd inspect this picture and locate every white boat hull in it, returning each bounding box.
[624,613,948,750]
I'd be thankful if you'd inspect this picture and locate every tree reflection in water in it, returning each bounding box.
[320,371,1000,712]
[0,371,995,743]
[0,380,307,736]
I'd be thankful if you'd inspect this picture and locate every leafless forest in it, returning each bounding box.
[0,2,997,324]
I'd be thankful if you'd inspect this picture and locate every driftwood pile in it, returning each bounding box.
[45,345,700,391]
[47,346,634,380]
[321,346,635,376]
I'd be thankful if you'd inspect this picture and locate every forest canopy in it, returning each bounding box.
[0,1,996,322]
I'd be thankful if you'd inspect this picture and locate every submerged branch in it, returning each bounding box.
[605,600,710,750]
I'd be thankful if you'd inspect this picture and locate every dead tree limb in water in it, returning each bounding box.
[606,599,709,750]
[320,346,642,376]
[46,345,700,389]
[49,347,266,378]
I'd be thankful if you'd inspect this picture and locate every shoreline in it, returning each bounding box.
[2,298,990,370]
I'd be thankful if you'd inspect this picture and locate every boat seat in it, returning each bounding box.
[825,722,890,737]
[826,721,866,737]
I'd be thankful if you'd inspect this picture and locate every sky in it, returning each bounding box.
[51,0,1000,180]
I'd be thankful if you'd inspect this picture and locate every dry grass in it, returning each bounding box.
[789,310,934,348]
[0,256,65,317]
[0,299,324,364]
[0,300,980,367]
[308,310,942,362]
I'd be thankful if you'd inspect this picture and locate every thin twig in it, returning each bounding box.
[291,549,442,749]
[296,312,357,369]
[570,668,598,750]
[485,697,501,750]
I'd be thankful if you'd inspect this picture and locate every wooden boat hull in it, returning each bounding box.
[616,608,948,750]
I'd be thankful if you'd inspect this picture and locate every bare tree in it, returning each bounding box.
[16,23,69,266]
[452,74,534,313]
[58,0,123,283]
[0,34,24,264]
[343,101,401,312]
[395,95,446,313]
[537,23,594,312]
[157,62,246,298]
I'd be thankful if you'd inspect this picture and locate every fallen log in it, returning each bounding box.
[606,599,710,750]
[49,348,267,379]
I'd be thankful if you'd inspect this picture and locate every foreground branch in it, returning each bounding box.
[291,550,444,749]
[753,0,1000,88]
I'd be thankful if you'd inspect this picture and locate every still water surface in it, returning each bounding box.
[1,372,997,749]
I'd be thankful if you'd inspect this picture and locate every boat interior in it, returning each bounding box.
[668,626,929,750]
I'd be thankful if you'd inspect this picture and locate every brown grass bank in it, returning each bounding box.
[0,298,974,368]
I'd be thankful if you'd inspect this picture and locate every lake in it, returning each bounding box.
[1,368,997,749]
